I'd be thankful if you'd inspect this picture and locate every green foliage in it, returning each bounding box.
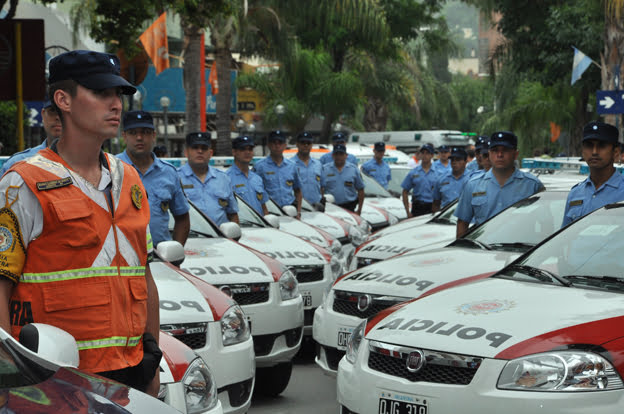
[0,102,29,155]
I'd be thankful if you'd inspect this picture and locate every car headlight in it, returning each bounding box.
[358,220,372,234]
[221,305,250,346]
[388,213,399,226]
[498,351,624,391]
[279,269,300,301]
[330,256,343,280]
[345,320,366,364]
[183,357,219,414]
[349,225,366,246]
[330,237,343,259]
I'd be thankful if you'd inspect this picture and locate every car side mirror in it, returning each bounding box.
[19,323,79,367]
[220,222,242,240]
[282,205,298,217]
[156,240,185,266]
[264,214,280,229]
[324,194,336,204]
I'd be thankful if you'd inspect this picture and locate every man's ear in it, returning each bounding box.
[54,89,71,113]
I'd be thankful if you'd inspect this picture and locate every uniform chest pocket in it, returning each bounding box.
[565,202,584,223]
[151,188,172,213]
[470,195,488,218]
[51,199,102,248]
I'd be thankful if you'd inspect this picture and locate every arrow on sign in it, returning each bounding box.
[600,96,616,109]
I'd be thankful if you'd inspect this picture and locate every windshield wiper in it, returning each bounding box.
[240,220,263,228]
[452,237,491,250]
[504,264,572,287]
[430,216,453,225]
[563,275,624,290]
[188,229,213,238]
[488,242,535,252]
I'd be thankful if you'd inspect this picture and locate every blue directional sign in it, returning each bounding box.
[597,90,624,114]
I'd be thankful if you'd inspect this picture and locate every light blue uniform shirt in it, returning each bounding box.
[454,168,544,226]
[253,156,300,207]
[466,159,478,172]
[321,162,365,205]
[561,170,624,227]
[226,164,268,215]
[432,159,451,175]
[117,151,190,246]
[0,139,48,176]
[361,158,391,189]
[433,170,470,208]
[291,154,323,203]
[320,151,358,165]
[400,165,439,203]
[178,163,238,226]
[468,167,487,180]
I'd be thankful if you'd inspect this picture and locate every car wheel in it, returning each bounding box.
[254,362,293,397]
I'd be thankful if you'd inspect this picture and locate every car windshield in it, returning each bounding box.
[169,203,220,238]
[0,336,51,387]
[266,199,285,216]
[497,203,624,291]
[388,167,411,197]
[301,198,315,212]
[236,195,269,228]
[361,173,392,198]
[459,191,567,252]
[430,201,458,225]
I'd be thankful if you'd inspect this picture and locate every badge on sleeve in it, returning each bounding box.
[286,180,294,187]
[0,207,26,284]
[161,201,169,212]
[218,198,229,207]
[131,185,143,209]
[316,175,321,182]
[256,192,263,201]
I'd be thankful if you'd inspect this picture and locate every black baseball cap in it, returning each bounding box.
[489,131,517,149]
[437,145,450,152]
[374,142,385,151]
[268,130,286,143]
[297,131,314,143]
[123,111,154,131]
[420,144,435,154]
[333,144,347,154]
[232,135,255,149]
[475,135,489,152]
[583,121,619,143]
[48,50,136,95]
[450,147,467,160]
[186,132,211,146]
[332,132,348,143]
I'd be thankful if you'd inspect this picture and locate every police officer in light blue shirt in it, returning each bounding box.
[291,131,323,204]
[253,130,302,215]
[0,98,61,175]
[466,136,488,173]
[432,147,470,212]
[361,141,391,189]
[320,132,358,165]
[467,136,492,179]
[432,145,452,175]
[321,144,365,214]
[178,132,239,226]
[227,135,269,215]
[455,131,544,237]
[562,121,624,227]
[401,143,439,217]
[117,110,190,247]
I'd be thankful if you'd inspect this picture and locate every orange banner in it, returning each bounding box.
[209,61,218,95]
[550,122,561,142]
[139,12,169,75]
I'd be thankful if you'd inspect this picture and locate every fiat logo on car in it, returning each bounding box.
[406,350,426,373]
[357,294,372,312]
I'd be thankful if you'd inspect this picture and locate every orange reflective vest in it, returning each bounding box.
[9,149,151,373]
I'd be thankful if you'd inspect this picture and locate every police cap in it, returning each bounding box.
[332,132,348,143]
[489,131,517,149]
[123,110,154,131]
[420,144,435,154]
[583,121,619,144]
[268,130,286,143]
[333,144,347,154]
[296,131,314,143]
[450,147,467,160]
[48,50,136,95]
[475,135,489,152]
[232,135,255,149]
[374,141,385,151]
[186,132,211,147]
[437,145,450,153]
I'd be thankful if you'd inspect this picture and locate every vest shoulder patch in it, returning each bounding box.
[36,177,73,191]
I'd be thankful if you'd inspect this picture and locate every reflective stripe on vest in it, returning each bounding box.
[76,335,142,350]
[21,266,145,283]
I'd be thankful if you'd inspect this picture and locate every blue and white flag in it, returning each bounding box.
[571,46,593,85]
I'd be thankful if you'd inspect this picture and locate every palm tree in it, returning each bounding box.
[603,1,624,128]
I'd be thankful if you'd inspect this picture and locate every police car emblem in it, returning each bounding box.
[0,226,13,252]
[405,349,426,373]
[131,185,143,209]
[357,294,372,312]
[456,299,515,316]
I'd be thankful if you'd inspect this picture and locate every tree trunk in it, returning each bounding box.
[320,114,335,144]
[363,97,388,131]
[183,24,203,136]
[601,19,624,135]
[214,47,233,156]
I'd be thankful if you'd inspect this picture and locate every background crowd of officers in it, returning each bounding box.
[1,49,623,399]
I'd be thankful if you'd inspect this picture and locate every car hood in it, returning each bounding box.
[356,223,456,260]
[360,204,388,225]
[276,216,331,247]
[366,197,407,220]
[300,211,348,239]
[336,248,515,298]
[179,237,276,284]
[367,277,624,359]
[368,214,433,240]
[150,261,217,325]
[240,227,328,266]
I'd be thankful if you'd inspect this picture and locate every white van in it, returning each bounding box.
[349,130,474,153]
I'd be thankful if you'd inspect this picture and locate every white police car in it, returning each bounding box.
[361,173,408,220]
[313,190,569,377]
[338,202,624,414]
[324,201,397,234]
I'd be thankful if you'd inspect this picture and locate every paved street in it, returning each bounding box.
[249,355,339,414]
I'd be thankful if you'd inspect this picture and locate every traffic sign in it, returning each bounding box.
[597,90,624,114]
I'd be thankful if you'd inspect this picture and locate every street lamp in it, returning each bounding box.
[236,118,246,135]
[248,123,258,154]
[132,90,143,110]
[334,122,342,132]
[275,104,285,130]
[160,96,170,153]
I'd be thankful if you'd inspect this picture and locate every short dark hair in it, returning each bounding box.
[48,80,78,125]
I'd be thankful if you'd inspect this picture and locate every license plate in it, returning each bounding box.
[245,316,252,333]
[336,327,354,350]
[378,394,427,414]
[302,291,312,308]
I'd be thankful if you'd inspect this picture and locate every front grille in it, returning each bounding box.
[172,332,206,350]
[323,346,345,370]
[214,283,270,305]
[293,266,324,283]
[332,290,403,319]
[338,236,350,245]
[253,327,302,356]
[356,257,381,269]
[162,322,208,350]
[368,341,481,385]
[219,378,253,407]
[304,308,316,326]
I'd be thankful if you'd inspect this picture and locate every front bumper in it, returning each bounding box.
[160,381,224,414]
[337,341,624,414]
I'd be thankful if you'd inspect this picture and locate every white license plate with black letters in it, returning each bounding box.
[302,291,312,308]
[378,392,427,414]
[336,326,354,350]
